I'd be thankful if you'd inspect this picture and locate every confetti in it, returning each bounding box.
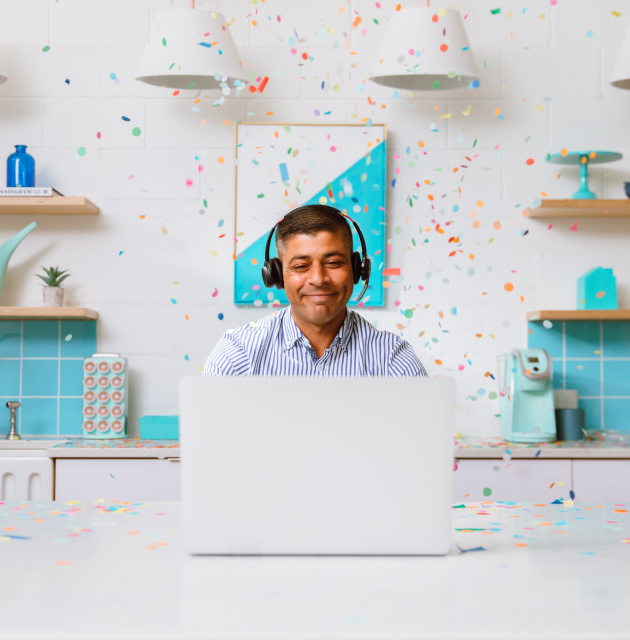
[258,76,269,93]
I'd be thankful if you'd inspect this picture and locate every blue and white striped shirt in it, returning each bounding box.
[203,306,428,377]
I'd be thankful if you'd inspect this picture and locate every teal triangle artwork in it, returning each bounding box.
[234,141,386,307]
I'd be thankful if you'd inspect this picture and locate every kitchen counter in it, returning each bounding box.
[46,438,180,458]
[455,434,630,458]
[1,499,629,638]
[33,435,630,460]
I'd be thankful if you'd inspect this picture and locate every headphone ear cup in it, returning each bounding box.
[351,252,362,285]
[270,257,284,290]
[261,262,274,288]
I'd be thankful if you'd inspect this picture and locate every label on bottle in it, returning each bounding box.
[0,187,52,196]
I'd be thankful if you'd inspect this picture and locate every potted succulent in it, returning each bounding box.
[36,265,70,307]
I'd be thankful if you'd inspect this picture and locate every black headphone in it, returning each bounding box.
[261,204,372,302]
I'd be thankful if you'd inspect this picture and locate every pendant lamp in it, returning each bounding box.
[370,3,479,91]
[610,24,630,89]
[136,1,246,90]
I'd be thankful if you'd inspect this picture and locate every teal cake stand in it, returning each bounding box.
[546,150,623,199]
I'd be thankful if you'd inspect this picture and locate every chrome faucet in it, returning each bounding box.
[5,401,20,440]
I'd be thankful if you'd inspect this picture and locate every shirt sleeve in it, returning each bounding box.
[388,338,429,377]
[202,330,250,377]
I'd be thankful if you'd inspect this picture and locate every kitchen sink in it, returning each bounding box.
[0,440,68,450]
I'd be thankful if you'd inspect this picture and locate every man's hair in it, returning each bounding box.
[275,204,354,260]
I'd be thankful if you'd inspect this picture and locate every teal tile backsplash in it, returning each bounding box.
[528,321,630,432]
[0,320,97,436]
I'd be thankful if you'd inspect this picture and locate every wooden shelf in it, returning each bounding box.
[530,199,630,218]
[527,310,630,322]
[0,307,98,320]
[0,196,99,215]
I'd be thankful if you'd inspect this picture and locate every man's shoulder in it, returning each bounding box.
[349,309,426,375]
[220,307,286,342]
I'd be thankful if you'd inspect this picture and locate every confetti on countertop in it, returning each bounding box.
[50,438,179,450]
[455,434,630,453]
[1,498,630,637]
[47,436,630,454]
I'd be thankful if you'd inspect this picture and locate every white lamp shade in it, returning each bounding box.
[370,8,479,91]
[610,25,630,89]
[0,57,8,85]
[136,9,247,90]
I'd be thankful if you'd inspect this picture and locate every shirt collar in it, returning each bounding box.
[283,306,355,351]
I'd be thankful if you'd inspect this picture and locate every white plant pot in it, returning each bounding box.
[43,286,64,307]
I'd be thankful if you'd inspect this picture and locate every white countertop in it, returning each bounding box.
[455,435,630,458]
[37,435,630,460]
[1,499,629,638]
[44,438,180,458]
[5,435,630,460]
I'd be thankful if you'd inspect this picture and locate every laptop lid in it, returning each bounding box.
[180,376,455,555]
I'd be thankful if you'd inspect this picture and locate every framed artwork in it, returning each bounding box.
[233,123,387,307]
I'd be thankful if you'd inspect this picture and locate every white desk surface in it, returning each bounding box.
[1,499,629,639]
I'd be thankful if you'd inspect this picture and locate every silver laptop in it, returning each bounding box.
[180,376,455,556]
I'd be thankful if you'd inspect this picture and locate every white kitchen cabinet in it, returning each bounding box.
[572,460,630,502]
[0,456,54,500]
[55,458,181,501]
[453,459,572,502]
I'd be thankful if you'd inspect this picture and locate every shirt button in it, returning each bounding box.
[317,364,323,370]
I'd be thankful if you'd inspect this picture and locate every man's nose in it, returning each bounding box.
[308,262,330,285]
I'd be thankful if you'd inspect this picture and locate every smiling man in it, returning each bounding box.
[203,204,428,377]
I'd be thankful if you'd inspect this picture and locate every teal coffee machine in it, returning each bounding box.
[497,348,557,443]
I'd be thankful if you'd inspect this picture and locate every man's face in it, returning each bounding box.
[280,231,354,324]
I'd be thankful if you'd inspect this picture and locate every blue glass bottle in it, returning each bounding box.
[7,145,35,188]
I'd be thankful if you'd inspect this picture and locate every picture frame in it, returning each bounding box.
[233,122,387,307]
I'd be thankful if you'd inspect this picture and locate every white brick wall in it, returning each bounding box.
[1,0,630,436]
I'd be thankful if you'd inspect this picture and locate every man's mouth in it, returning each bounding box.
[304,293,336,299]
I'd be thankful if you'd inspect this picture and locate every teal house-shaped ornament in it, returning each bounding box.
[577,267,618,310]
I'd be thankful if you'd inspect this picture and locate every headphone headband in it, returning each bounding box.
[263,204,371,302]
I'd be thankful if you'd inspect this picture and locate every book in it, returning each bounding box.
[0,187,65,197]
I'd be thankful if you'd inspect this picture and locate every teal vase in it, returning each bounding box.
[0,222,37,303]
